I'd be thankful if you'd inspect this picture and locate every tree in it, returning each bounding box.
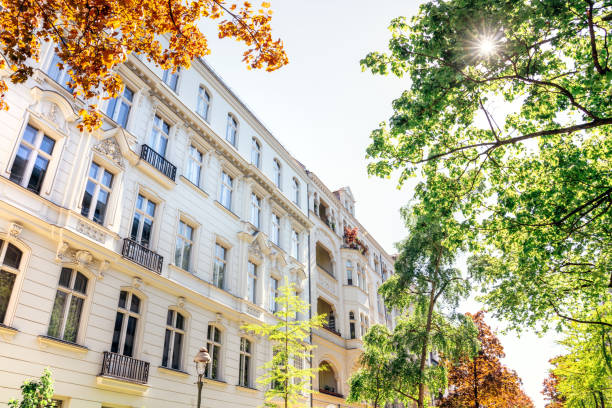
[362,0,612,332]
[348,203,479,408]
[0,0,288,130]
[9,368,57,408]
[242,277,326,408]
[542,358,567,408]
[439,311,534,408]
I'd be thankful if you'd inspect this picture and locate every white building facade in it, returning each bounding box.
[0,41,395,408]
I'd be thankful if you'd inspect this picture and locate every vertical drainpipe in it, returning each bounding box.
[307,179,314,408]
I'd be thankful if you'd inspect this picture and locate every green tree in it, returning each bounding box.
[348,204,478,408]
[9,368,57,408]
[242,277,326,408]
[362,0,612,332]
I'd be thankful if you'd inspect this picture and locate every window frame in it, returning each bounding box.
[270,213,280,246]
[80,160,115,225]
[161,308,187,370]
[174,219,195,271]
[185,144,204,187]
[251,137,261,168]
[206,324,223,380]
[349,311,356,339]
[162,68,180,92]
[272,159,282,189]
[225,114,238,147]
[219,171,233,210]
[0,236,28,328]
[129,192,158,249]
[47,267,91,344]
[292,178,300,206]
[104,84,134,128]
[291,229,300,260]
[148,114,171,157]
[238,337,253,387]
[269,276,279,313]
[110,289,144,358]
[213,243,228,290]
[196,85,211,121]
[250,193,261,229]
[247,261,257,304]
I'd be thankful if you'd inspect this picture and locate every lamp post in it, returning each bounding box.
[194,347,211,408]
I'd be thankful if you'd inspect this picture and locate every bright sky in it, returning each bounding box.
[200,1,563,406]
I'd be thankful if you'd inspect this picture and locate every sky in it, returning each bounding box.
[199,1,563,406]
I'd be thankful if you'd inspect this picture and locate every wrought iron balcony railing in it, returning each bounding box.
[319,388,344,398]
[140,144,176,181]
[122,238,163,274]
[100,351,150,384]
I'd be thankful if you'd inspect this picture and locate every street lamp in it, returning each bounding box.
[194,347,211,408]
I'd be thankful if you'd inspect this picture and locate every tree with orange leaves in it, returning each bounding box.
[0,0,287,131]
[439,311,534,408]
[542,358,565,408]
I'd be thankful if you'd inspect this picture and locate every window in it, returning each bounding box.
[269,277,279,312]
[130,194,156,248]
[10,124,56,195]
[250,193,261,229]
[47,53,73,92]
[174,220,194,271]
[111,290,141,357]
[149,115,170,156]
[251,138,261,168]
[162,309,185,370]
[162,68,179,92]
[0,240,23,324]
[219,172,233,210]
[47,268,88,343]
[271,213,280,246]
[213,244,227,289]
[346,261,353,286]
[291,230,299,260]
[349,311,356,339]
[377,290,385,315]
[226,114,238,146]
[81,161,113,224]
[247,261,257,304]
[196,86,211,120]
[185,145,203,186]
[206,325,222,380]
[358,265,366,291]
[105,85,134,127]
[273,159,281,189]
[292,178,300,206]
[239,337,252,387]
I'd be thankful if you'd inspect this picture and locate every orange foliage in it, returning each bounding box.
[542,358,565,408]
[0,0,287,131]
[439,311,534,408]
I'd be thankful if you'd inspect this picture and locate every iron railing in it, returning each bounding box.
[322,324,341,338]
[100,351,149,384]
[140,144,176,181]
[122,238,163,274]
[319,388,344,398]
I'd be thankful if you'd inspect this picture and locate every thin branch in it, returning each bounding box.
[586,0,609,74]
[547,299,612,328]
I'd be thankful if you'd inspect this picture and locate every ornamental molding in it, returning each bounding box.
[8,223,23,238]
[93,137,124,168]
[55,241,107,279]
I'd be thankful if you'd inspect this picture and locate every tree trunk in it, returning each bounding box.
[599,391,606,408]
[473,359,479,408]
[418,283,437,408]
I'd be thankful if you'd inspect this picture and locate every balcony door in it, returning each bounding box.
[111,290,141,357]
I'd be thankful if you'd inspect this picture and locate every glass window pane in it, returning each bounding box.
[176,313,184,330]
[73,272,88,294]
[167,309,174,326]
[63,296,83,342]
[162,329,171,367]
[124,86,134,102]
[59,268,72,288]
[40,135,55,155]
[171,332,182,369]
[93,190,109,224]
[181,242,191,271]
[3,244,22,269]
[123,315,138,357]
[89,162,100,179]
[130,295,140,314]
[81,180,96,218]
[47,290,67,338]
[136,194,144,210]
[27,155,50,193]
[101,170,113,188]
[141,219,153,247]
[146,201,156,217]
[214,327,220,343]
[105,96,118,119]
[23,125,37,144]
[111,312,124,353]
[9,145,31,185]
[118,290,127,308]
[0,269,17,322]
[130,213,141,241]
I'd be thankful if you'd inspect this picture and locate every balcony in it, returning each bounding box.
[319,388,344,398]
[100,351,149,384]
[140,144,176,181]
[322,324,342,338]
[122,238,163,274]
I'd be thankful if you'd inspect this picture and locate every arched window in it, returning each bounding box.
[318,361,338,394]
[271,213,280,246]
[111,290,142,357]
[0,240,24,325]
[315,243,334,277]
[226,114,238,146]
[47,267,89,343]
[273,159,281,188]
[197,86,211,120]
[349,311,356,339]
[162,309,185,370]
[206,325,222,379]
[292,178,300,206]
[250,193,261,228]
[346,261,353,285]
[251,138,261,168]
[291,229,299,260]
[162,68,180,92]
[239,337,252,387]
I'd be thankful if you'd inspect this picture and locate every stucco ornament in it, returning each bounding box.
[8,223,23,237]
[93,137,124,168]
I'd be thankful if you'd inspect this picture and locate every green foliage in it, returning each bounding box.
[242,277,326,408]
[8,368,56,408]
[363,0,612,332]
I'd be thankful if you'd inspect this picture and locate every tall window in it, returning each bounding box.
[81,161,113,225]
[226,114,238,146]
[130,194,156,248]
[358,265,366,291]
[349,311,356,339]
[219,172,233,210]
[292,178,300,206]
[346,261,353,286]
[251,138,261,168]
[206,325,222,379]
[250,193,261,229]
[174,220,193,271]
[239,337,252,387]
[10,124,56,195]
[272,159,281,188]
[47,53,73,91]
[291,230,299,260]
[162,68,179,92]
[186,145,203,186]
[0,240,23,324]
[213,244,227,289]
[196,86,211,120]
[162,309,185,370]
[111,290,141,357]
[377,290,385,315]
[360,313,367,337]
[269,277,279,312]
[247,261,257,304]
[149,115,170,157]
[47,268,88,343]
[105,85,134,127]
[271,213,280,246]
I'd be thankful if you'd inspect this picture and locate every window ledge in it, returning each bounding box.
[37,335,88,353]
[214,200,240,221]
[0,324,18,340]
[96,375,150,396]
[180,175,210,199]
[236,384,259,394]
[157,366,190,378]
[204,378,228,388]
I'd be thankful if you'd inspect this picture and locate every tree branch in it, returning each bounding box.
[586,0,609,75]
[547,299,612,328]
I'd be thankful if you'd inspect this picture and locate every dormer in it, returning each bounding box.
[334,186,355,216]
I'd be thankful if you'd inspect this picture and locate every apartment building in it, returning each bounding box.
[0,40,395,408]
